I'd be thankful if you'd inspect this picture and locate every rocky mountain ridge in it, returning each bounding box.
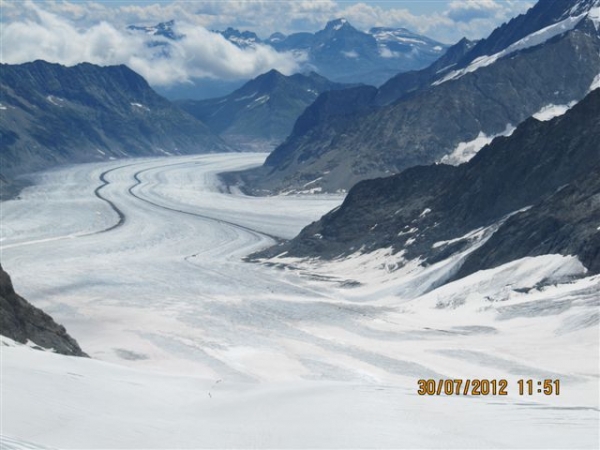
[253,88,600,288]
[236,0,600,195]
[0,60,229,179]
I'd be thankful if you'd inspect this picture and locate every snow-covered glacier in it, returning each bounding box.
[1,154,598,449]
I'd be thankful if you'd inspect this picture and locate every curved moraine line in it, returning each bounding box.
[127,165,284,244]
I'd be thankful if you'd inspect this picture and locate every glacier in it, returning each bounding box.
[1,153,598,448]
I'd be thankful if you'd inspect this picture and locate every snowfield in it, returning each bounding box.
[1,154,598,449]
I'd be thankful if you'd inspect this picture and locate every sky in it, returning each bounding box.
[0,1,535,86]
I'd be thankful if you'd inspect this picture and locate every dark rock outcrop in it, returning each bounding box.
[0,265,87,357]
[254,89,600,283]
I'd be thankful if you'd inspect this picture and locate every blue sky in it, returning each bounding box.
[2,1,535,42]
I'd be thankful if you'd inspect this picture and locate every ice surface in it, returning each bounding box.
[1,154,598,448]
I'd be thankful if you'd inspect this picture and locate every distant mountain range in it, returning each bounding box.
[129,18,449,99]
[254,88,600,286]
[259,18,449,86]
[0,61,230,179]
[177,70,350,150]
[236,0,600,195]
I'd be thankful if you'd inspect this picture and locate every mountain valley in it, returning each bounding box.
[1,0,599,448]
[177,70,349,150]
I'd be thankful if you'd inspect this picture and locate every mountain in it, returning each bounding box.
[375,37,478,106]
[261,18,449,86]
[218,19,449,85]
[253,88,600,287]
[127,19,448,98]
[236,0,600,194]
[127,19,182,40]
[1,265,87,357]
[177,70,349,150]
[462,0,599,64]
[0,60,230,176]
[217,27,261,48]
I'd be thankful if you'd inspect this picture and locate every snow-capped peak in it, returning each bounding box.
[434,10,590,86]
[588,4,600,29]
[563,0,600,20]
[327,18,349,31]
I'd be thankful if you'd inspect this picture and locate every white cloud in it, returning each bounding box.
[0,0,537,87]
[447,0,504,22]
[337,3,454,40]
[1,1,535,44]
[0,2,300,86]
[335,1,533,43]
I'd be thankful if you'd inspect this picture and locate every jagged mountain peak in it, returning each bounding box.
[127,20,181,40]
[324,18,352,32]
[244,68,287,89]
[217,27,261,48]
[463,0,600,66]
[561,0,600,19]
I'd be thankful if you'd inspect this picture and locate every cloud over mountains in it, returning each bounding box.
[0,2,300,86]
[1,0,534,87]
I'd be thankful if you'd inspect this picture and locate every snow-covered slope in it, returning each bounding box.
[1,154,598,448]
[434,7,597,85]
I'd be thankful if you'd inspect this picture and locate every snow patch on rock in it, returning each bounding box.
[440,125,515,166]
[589,73,600,92]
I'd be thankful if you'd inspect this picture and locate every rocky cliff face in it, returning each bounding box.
[254,89,600,284]
[239,0,600,195]
[0,265,87,357]
[0,60,230,177]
